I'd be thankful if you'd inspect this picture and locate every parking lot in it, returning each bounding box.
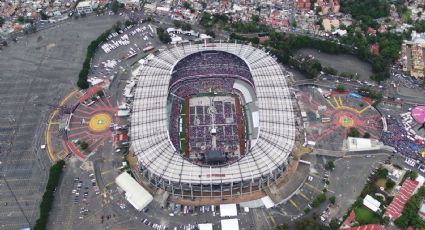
[0,14,121,229]
[328,154,389,218]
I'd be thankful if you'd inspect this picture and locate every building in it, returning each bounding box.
[342,224,386,230]
[400,31,425,79]
[344,137,384,152]
[130,43,296,201]
[220,204,238,217]
[317,0,340,14]
[384,179,419,220]
[76,1,92,14]
[419,200,425,220]
[115,172,153,211]
[322,18,340,32]
[363,195,381,212]
[118,0,140,10]
[198,223,213,230]
[144,3,156,14]
[221,219,239,230]
[295,0,311,11]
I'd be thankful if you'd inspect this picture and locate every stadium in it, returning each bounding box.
[131,43,297,199]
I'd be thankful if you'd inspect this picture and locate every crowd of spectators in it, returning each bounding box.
[169,51,254,89]
[173,51,248,71]
[381,117,424,164]
[167,51,252,163]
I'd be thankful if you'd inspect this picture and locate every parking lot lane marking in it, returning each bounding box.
[299,191,311,201]
[338,96,343,107]
[304,182,322,193]
[64,201,76,230]
[289,199,300,210]
[101,169,112,175]
[269,216,276,226]
[359,105,370,114]
[333,97,340,108]
[280,207,287,215]
[325,98,336,109]
[105,181,114,188]
[309,173,321,179]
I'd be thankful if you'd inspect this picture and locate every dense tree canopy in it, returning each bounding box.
[340,0,390,19]
[395,187,425,229]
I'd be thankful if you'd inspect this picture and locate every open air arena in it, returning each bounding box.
[131,43,298,200]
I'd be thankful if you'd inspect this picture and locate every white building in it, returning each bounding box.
[115,172,153,211]
[345,137,384,152]
[363,195,381,212]
[76,1,93,14]
[221,219,239,230]
[220,204,238,217]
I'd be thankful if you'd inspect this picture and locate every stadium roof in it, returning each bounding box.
[131,43,296,185]
[115,172,153,211]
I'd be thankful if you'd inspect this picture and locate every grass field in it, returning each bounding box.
[355,207,380,225]
[376,178,387,188]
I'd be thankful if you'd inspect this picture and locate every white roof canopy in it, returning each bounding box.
[221,219,239,230]
[220,204,238,217]
[115,172,153,211]
[363,195,381,212]
[198,223,213,230]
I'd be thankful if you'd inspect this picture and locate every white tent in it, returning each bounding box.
[220,204,237,217]
[261,196,275,209]
[363,195,381,212]
[198,223,213,230]
[115,172,153,211]
[221,219,239,230]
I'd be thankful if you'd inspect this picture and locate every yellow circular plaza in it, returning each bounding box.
[339,116,354,128]
[89,113,111,132]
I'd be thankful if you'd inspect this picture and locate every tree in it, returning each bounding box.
[0,17,5,27]
[111,0,120,13]
[376,168,388,179]
[252,15,260,23]
[325,161,335,171]
[304,207,311,213]
[336,84,345,92]
[34,160,65,230]
[80,141,89,150]
[17,16,25,23]
[385,179,396,190]
[329,218,340,230]
[312,193,327,207]
[206,29,215,38]
[323,66,338,75]
[77,78,89,89]
[329,195,336,205]
[157,27,171,44]
[277,223,289,230]
[363,132,370,138]
[348,127,360,137]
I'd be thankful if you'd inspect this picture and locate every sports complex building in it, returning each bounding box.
[130,43,297,199]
